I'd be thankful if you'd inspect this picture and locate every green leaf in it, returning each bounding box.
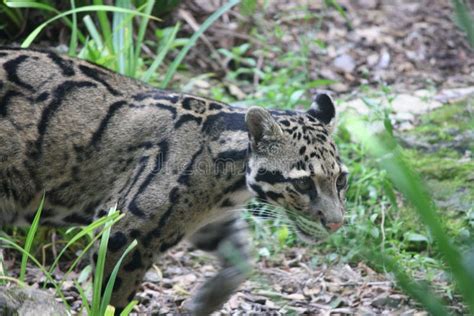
[120,300,139,316]
[83,15,104,51]
[100,239,138,315]
[104,305,115,316]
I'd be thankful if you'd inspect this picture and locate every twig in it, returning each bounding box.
[178,8,228,71]
[381,204,386,255]
[254,54,264,87]
[212,27,267,47]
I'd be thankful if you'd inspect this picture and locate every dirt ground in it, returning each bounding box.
[129,244,430,315]
[180,0,473,95]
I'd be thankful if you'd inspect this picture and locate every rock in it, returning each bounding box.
[144,270,162,283]
[397,135,434,151]
[391,94,442,115]
[0,286,67,316]
[393,111,415,123]
[371,295,402,308]
[341,99,369,115]
[329,82,350,93]
[434,86,474,104]
[367,53,379,67]
[333,54,356,73]
[397,121,415,131]
[318,68,340,81]
[355,27,386,45]
[376,48,390,69]
[286,293,305,300]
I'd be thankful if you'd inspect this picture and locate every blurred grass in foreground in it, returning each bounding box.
[347,114,474,314]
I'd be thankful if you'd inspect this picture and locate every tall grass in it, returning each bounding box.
[0,204,138,314]
[5,0,240,87]
[347,115,474,313]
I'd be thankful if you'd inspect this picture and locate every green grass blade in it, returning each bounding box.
[19,193,44,282]
[5,1,61,13]
[58,214,124,293]
[120,300,139,316]
[112,1,125,74]
[112,0,132,75]
[324,0,352,29]
[133,0,155,76]
[93,0,113,54]
[142,22,180,83]
[0,244,7,286]
[0,237,69,309]
[1,5,23,28]
[105,305,116,316]
[369,252,449,315]
[18,5,159,48]
[100,239,138,315]
[91,206,119,316]
[74,279,91,315]
[83,14,104,51]
[68,0,78,55]
[161,0,240,88]
[48,212,121,275]
[0,276,27,287]
[4,0,87,44]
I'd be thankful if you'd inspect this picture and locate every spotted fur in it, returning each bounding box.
[0,47,348,314]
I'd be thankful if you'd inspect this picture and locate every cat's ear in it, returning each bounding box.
[246,107,283,151]
[307,93,336,132]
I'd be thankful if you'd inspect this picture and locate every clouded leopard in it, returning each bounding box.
[0,47,348,315]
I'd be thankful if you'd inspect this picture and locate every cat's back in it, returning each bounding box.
[0,47,170,222]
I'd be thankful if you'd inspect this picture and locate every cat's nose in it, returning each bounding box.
[325,221,342,232]
[318,210,343,232]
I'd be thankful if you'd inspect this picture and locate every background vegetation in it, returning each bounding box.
[0,0,473,315]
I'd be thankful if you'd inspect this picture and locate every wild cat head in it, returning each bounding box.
[245,94,348,242]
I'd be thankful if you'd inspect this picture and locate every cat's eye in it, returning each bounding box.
[294,177,314,192]
[336,172,348,191]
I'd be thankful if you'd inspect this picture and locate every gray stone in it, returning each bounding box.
[333,54,356,73]
[144,270,162,283]
[0,286,67,316]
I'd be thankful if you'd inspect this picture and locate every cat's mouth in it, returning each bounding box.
[287,213,329,243]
